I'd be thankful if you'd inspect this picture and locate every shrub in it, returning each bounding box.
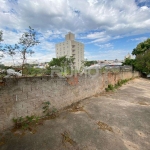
[105,78,132,92]
[108,84,114,90]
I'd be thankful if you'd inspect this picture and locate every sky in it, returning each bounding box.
[0,0,150,65]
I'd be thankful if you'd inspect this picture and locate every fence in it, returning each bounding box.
[0,70,140,131]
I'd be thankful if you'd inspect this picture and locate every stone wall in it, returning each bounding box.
[0,71,140,131]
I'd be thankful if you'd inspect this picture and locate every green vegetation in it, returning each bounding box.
[105,84,114,91]
[42,101,51,116]
[99,67,106,73]
[13,115,40,130]
[47,56,75,75]
[49,56,74,67]
[124,38,150,75]
[12,101,58,131]
[0,64,47,78]
[0,27,39,75]
[83,60,97,67]
[23,65,47,76]
[18,27,39,72]
[134,50,150,74]
[42,101,58,118]
[0,64,9,79]
[105,79,131,92]
[123,58,135,66]
[0,30,3,60]
[0,64,8,70]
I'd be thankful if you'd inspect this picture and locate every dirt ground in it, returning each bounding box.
[0,78,150,150]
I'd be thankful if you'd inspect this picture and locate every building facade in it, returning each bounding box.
[124,53,131,60]
[55,32,84,70]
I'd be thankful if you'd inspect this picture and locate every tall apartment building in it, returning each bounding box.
[55,32,84,70]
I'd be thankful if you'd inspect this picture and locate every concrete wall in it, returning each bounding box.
[0,71,140,131]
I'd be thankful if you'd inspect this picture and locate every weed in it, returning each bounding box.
[105,84,114,92]
[117,80,122,87]
[114,84,119,89]
[108,84,114,90]
[99,67,106,73]
[42,101,51,116]
[12,101,58,132]
[105,87,110,92]
[48,107,59,119]
[12,115,40,130]
[105,78,131,92]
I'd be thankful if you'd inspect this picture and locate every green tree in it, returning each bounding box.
[49,56,74,68]
[3,44,19,65]
[123,58,135,66]
[83,60,97,66]
[1,27,39,74]
[134,50,150,74]
[47,56,75,74]
[18,26,40,72]
[0,30,4,59]
[132,38,150,55]
[132,38,150,74]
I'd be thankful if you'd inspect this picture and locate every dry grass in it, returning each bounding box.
[97,121,113,132]
[61,131,77,147]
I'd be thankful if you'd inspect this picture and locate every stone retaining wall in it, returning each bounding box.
[0,71,140,131]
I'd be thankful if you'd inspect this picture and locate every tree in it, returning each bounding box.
[132,38,150,55]
[132,38,150,74]
[134,50,150,74]
[18,26,40,72]
[122,58,135,66]
[0,30,3,44]
[0,30,4,59]
[1,27,39,75]
[2,44,19,66]
[49,56,74,68]
[0,31,18,64]
[83,60,97,66]
[47,56,75,74]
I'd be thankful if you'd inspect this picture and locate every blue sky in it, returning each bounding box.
[0,0,150,65]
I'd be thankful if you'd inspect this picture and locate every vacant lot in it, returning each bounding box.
[0,78,150,150]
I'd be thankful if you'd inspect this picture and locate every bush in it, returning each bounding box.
[105,78,132,92]
[105,84,114,92]
[108,84,114,90]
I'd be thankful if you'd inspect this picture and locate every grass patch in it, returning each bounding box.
[105,78,132,92]
[105,84,115,92]
[12,101,58,132]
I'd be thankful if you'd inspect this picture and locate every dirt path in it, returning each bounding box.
[0,78,150,150]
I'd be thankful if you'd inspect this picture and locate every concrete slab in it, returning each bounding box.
[0,78,150,150]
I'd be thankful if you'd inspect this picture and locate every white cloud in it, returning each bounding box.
[96,43,114,49]
[2,30,22,44]
[131,37,148,42]
[0,0,150,63]
[85,49,132,60]
[141,6,149,10]
[1,49,56,65]
[1,0,150,33]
